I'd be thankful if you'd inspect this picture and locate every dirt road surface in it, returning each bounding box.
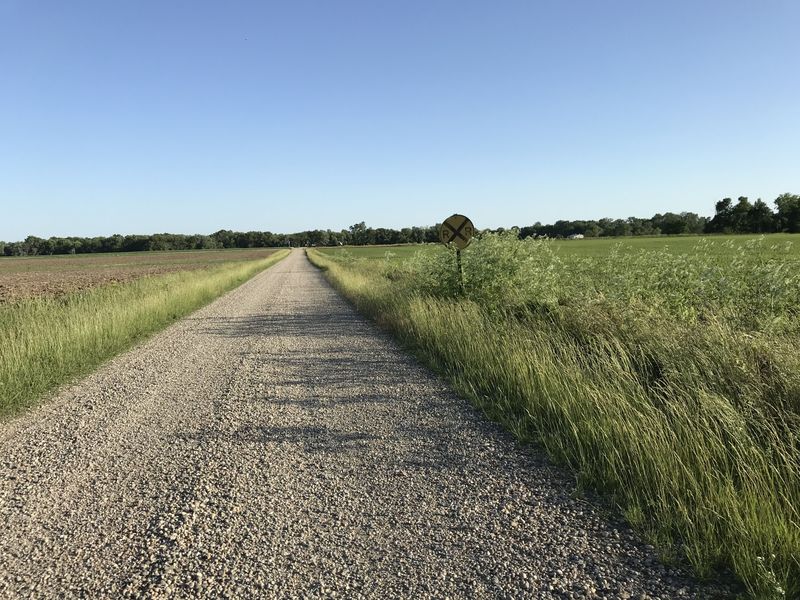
[0,249,729,598]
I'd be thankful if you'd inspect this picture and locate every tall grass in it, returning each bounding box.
[308,236,799,599]
[0,250,288,417]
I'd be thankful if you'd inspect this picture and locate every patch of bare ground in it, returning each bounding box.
[0,249,279,301]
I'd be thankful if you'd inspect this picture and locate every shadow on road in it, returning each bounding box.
[191,311,374,342]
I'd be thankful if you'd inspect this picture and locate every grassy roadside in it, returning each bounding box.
[0,250,289,418]
[307,242,799,600]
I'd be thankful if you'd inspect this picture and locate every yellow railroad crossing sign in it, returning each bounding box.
[439,214,474,250]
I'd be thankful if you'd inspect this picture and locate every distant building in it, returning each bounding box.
[567,233,585,240]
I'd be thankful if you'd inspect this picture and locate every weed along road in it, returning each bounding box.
[0,249,727,599]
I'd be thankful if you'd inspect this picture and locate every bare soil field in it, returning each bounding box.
[0,249,279,302]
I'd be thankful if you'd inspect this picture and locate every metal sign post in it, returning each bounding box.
[439,214,474,293]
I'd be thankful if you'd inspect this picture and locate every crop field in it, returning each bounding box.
[309,233,800,598]
[0,248,280,302]
[319,232,800,261]
[0,249,288,417]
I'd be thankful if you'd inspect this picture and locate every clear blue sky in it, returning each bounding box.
[1,0,798,240]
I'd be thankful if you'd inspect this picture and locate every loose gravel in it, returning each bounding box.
[0,249,734,598]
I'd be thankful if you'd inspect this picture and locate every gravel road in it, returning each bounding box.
[0,249,732,599]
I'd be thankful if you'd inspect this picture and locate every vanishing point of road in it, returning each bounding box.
[0,250,729,599]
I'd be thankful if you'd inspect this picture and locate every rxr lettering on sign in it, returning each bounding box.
[439,214,474,250]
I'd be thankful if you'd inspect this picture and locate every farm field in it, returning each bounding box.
[308,232,800,598]
[0,248,280,302]
[0,249,288,417]
[319,232,800,261]
[551,232,800,257]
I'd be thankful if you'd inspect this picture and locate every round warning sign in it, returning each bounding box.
[439,214,475,250]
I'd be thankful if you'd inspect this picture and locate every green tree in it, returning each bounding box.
[651,213,706,235]
[707,198,734,233]
[747,199,776,233]
[774,193,800,233]
[211,229,236,248]
[626,218,657,236]
[306,230,330,246]
[584,223,602,237]
[22,236,45,256]
[98,234,123,252]
[730,197,753,232]
[349,222,372,245]
[654,213,690,235]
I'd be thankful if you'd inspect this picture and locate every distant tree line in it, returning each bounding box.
[2,193,798,257]
[517,193,800,239]
[0,224,441,256]
[705,194,800,234]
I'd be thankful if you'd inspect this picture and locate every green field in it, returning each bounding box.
[320,232,800,260]
[310,233,800,599]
